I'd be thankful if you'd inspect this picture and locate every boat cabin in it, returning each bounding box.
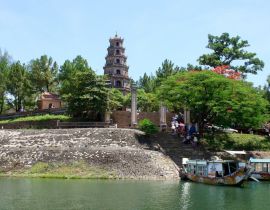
[249,158,270,173]
[186,160,242,177]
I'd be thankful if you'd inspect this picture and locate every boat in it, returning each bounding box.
[182,159,251,186]
[249,158,270,181]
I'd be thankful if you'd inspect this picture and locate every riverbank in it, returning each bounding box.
[0,128,179,180]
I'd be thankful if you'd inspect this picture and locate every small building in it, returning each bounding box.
[37,92,62,110]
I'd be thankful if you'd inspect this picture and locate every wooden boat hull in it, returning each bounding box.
[186,168,248,186]
[250,172,270,181]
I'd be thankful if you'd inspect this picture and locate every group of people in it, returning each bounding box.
[171,114,199,147]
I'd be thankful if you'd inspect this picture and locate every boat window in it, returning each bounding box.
[262,163,268,172]
[255,163,262,172]
[223,163,230,176]
[197,165,207,176]
[229,162,237,174]
[187,164,195,174]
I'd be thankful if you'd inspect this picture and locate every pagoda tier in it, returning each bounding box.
[103,34,131,95]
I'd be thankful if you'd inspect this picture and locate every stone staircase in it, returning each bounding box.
[149,133,211,167]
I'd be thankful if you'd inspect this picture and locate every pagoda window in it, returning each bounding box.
[116,49,120,55]
[116,42,119,46]
[116,69,121,74]
[116,59,120,64]
[116,80,122,87]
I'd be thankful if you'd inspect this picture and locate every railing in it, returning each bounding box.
[57,121,111,128]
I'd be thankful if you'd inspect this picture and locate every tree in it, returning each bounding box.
[198,33,264,75]
[158,71,268,131]
[155,59,181,86]
[137,73,156,93]
[0,50,11,113]
[64,70,108,120]
[107,88,125,111]
[212,65,241,80]
[59,55,91,97]
[59,56,109,119]
[264,75,270,109]
[6,62,31,112]
[29,55,58,93]
[124,89,159,112]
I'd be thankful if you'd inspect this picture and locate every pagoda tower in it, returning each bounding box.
[103,34,131,94]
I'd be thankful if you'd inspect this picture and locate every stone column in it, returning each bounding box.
[184,108,191,129]
[160,104,167,131]
[105,111,111,123]
[131,86,137,127]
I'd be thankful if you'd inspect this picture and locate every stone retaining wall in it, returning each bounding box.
[112,111,174,128]
[0,128,179,180]
[0,120,58,129]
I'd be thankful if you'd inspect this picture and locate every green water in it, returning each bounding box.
[0,178,269,210]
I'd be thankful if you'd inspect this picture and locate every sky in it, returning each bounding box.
[0,0,269,86]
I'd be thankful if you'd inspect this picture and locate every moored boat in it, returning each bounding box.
[249,158,270,181]
[182,159,251,186]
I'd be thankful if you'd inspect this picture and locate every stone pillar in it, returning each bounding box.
[184,108,191,129]
[160,104,167,131]
[131,86,137,127]
[105,111,111,123]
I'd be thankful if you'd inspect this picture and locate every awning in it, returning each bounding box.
[249,158,270,163]
[224,150,246,155]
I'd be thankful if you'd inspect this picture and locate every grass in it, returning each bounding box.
[201,133,270,151]
[0,114,71,124]
[0,161,117,179]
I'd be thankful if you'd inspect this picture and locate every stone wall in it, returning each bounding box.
[0,111,174,129]
[0,120,58,129]
[0,128,179,180]
[111,111,174,128]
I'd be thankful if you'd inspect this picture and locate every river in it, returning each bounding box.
[0,178,269,210]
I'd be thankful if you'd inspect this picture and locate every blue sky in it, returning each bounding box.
[0,0,269,86]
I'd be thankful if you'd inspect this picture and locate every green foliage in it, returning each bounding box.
[0,50,11,114]
[7,61,31,112]
[108,88,124,111]
[124,89,159,112]
[30,162,49,173]
[0,114,70,124]
[198,33,264,75]
[158,70,269,129]
[263,75,270,110]
[138,118,158,135]
[65,71,108,119]
[155,59,182,87]
[137,73,156,93]
[21,161,115,179]
[29,55,58,93]
[202,133,270,151]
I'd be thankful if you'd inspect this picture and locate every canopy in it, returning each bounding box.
[249,158,270,163]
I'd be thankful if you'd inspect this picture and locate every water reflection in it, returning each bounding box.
[1,178,270,210]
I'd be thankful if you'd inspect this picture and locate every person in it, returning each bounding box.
[171,120,176,135]
[189,123,197,137]
[178,121,185,137]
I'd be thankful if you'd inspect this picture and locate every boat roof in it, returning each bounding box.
[249,158,270,163]
[225,150,246,155]
[187,159,237,165]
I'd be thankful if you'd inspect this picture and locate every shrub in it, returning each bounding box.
[138,118,158,135]
[202,133,270,151]
[30,162,49,174]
